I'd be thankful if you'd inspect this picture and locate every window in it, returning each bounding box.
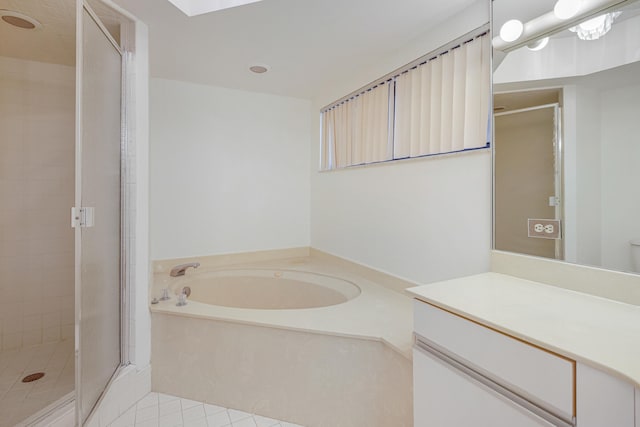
[320,29,490,171]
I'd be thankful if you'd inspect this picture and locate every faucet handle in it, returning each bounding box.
[159,288,170,301]
[176,291,188,307]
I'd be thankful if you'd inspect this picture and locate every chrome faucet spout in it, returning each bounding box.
[169,262,200,277]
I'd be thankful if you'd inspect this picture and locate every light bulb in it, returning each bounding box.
[499,19,524,43]
[527,37,549,51]
[554,0,581,19]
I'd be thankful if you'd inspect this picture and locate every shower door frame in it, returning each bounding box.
[74,0,132,424]
[493,102,564,260]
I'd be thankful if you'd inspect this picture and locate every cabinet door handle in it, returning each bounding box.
[414,337,576,427]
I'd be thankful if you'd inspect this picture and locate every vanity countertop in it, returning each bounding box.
[407,272,640,388]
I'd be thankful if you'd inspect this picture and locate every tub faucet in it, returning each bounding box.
[169,262,200,277]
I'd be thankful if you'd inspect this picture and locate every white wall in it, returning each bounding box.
[0,56,75,351]
[564,82,640,273]
[310,0,492,284]
[130,17,151,369]
[600,84,640,272]
[150,79,311,260]
[573,85,602,266]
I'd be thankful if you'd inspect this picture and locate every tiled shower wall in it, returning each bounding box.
[0,56,75,351]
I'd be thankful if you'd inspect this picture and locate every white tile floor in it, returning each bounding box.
[109,392,306,427]
[0,339,75,427]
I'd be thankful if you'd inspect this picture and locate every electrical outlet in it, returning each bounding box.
[528,219,561,239]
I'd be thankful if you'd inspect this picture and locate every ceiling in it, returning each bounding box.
[114,0,478,99]
[2,0,639,99]
[0,0,479,98]
[0,0,129,66]
[0,0,76,65]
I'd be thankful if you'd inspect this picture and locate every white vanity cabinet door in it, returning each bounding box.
[414,346,555,427]
[576,363,635,427]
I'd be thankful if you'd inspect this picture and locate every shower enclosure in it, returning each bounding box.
[494,90,564,260]
[76,2,126,423]
[0,0,133,424]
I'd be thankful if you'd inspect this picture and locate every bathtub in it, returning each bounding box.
[169,268,361,310]
[151,250,413,427]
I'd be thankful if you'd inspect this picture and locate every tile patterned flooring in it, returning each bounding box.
[0,339,75,427]
[109,392,305,427]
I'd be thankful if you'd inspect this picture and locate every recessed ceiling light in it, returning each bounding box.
[499,19,524,43]
[0,10,41,30]
[249,64,269,74]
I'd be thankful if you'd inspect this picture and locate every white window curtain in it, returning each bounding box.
[393,34,490,159]
[321,82,392,169]
[320,31,490,171]
[320,107,333,170]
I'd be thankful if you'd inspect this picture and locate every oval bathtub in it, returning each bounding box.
[170,268,361,309]
[152,257,414,426]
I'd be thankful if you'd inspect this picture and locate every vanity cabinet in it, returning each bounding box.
[576,362,635,427]
[413,299,637,427]
[414,345,558,426]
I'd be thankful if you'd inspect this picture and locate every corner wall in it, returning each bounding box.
[600,84,640,272]
[309,0,492,284]
[564,82,640,273]
[564,85,603,267]
[0,56,75,351]
[149,79,312,261]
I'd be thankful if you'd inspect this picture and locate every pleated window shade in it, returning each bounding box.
[320,31,490,171]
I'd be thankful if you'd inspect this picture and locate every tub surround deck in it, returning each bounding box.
[407,272,640,388]
[150,250,415,427]
[151,252,415,359]
[152,313,412,427]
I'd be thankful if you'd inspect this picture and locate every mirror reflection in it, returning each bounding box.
[493,0,640,274]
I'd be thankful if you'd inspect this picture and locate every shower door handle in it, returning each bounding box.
[71,206,95,228]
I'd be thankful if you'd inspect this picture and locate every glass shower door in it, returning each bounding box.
[75,2,123,423]
[494,104,562,259]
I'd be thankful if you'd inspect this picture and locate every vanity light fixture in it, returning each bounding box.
[527,37,549,51]
[499,19,524,43]
[553,0,582,20]
[569,12,621,40]
[493,0,625,52]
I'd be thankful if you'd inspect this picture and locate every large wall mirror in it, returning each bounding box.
[492,0,640,274]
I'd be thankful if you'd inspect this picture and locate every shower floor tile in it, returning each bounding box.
[109,392,306,427]
[0,339,74,427]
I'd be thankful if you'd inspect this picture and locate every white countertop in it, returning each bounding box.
[407,272,640,388]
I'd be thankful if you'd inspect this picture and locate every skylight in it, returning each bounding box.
[166,0,263,17]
